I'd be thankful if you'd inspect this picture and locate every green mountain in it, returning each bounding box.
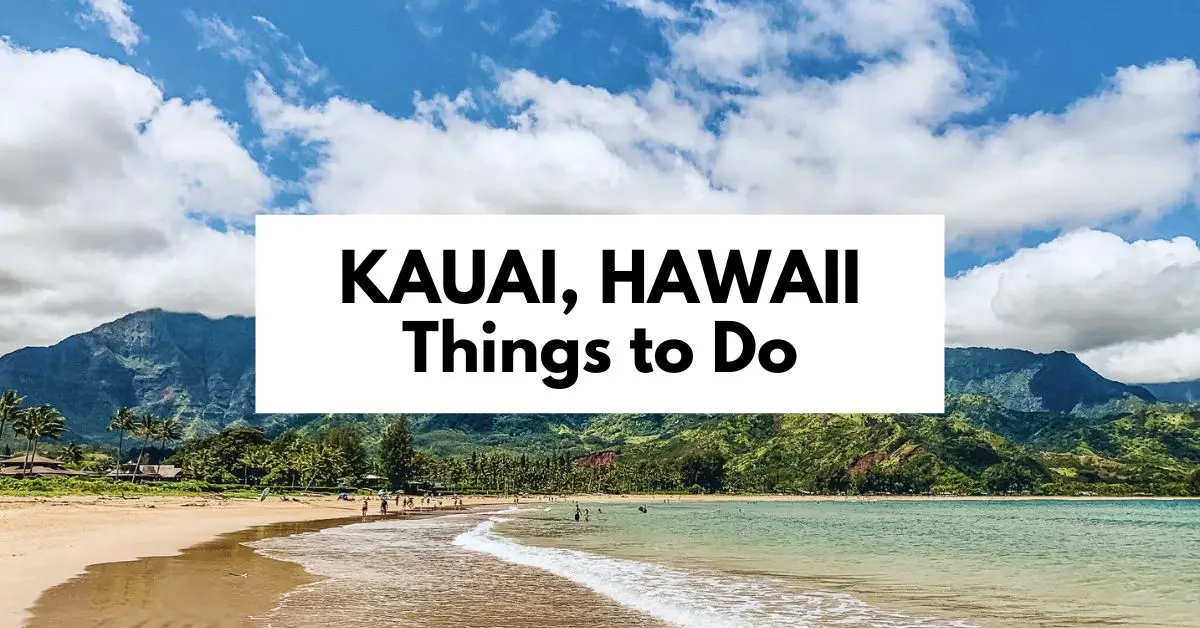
[0,311,1169,438]
[1143,381,1200,403]
[0,309,255,440]
[0,310,1196,495]
[944,347,1155,416]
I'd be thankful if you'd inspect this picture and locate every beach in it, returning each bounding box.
[0,493,510,626]
[2,494,1198,627]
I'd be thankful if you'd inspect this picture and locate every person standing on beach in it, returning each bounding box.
[381,498,388,516]
[361,498,369,518]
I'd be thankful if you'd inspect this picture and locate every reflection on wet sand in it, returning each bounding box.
[25,511,664,628]
[25,518,352,628]
[253,514,665,628]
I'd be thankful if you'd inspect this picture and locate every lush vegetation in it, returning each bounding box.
[3,382,1198,497]
[0,310,1175,441]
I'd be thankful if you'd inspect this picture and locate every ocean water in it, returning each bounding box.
[250,499,1200,627]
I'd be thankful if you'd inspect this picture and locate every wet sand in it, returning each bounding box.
[250,510,668,628]
[0,494,511,626]
[23,508,667,628]
[24,517,352,628]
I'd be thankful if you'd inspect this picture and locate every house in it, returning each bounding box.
[402,480,447,494]
[107,462,185,482]
[0,454,89,478]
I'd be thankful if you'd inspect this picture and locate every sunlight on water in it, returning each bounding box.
[503,499,1200,627]
[251,500,1200,627]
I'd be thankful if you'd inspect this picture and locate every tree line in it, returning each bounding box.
[1,389,183,480]
[173,420,714,494]
[4,386,1200,497]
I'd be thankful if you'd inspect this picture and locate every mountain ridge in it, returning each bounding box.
[1143,381,1200,403]
[0,310,1171,441]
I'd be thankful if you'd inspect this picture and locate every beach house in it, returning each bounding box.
[107,462,185,482]
[0,454,89,478]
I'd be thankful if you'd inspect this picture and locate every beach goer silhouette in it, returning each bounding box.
[381,498,388,516]
[574,504,581,521]
[361,498,369,518]
[584,509,590,522]
[638,505,647,513]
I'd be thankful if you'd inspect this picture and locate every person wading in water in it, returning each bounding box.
[574,504,581,521]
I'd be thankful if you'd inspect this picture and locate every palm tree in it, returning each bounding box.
[153,418,183,476]
[131,414,159,482]
[58,443,84,465]
[107,407,137,472]
[0,390,23,457]
[12,405,66,475]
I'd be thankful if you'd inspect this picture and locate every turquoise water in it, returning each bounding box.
[250,500,1200,627]
[497,499,1200,627]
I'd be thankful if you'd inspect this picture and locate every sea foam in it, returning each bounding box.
[453,514,974,628]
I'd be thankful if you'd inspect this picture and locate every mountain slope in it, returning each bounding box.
[944,348,1155,417]
[0,310,1172,443]
[1143,381,1200,403]
[0,310,255,439]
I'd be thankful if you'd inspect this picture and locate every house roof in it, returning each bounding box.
[157,466,183,478]
[106,465,184,478]
[0,455,63,466]
[0,465,86,476]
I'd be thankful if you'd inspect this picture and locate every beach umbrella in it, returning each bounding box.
[259,487,271,502]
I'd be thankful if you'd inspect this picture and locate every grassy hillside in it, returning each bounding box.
[1,311,1197,496]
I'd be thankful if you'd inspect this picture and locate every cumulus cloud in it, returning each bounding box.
[0,42,267,353]
[249,1,1200,245]
[947,229,1200,382]
[5,0,1200,385]
[78,0,143,54]
[1079,332,1200,386]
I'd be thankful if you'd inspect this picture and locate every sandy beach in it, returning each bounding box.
[2,492,1195,626]
[0,493,511,626]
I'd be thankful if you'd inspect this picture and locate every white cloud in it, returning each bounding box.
[1080,332,1200,386]
[188,13,256,63]
[242,0,1200,382]
[5,0,1200,386]
[78,0,143,54]
[250,3,1200,243]
[186,13,327,87]
[947,229,1200,382]
[609,0,685,22]
[513,10,560,47]
[405,0,444,39]
[0,42,268,353]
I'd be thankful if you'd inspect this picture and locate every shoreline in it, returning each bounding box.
[24,517,355,628]
[0,494,511,626]
[2,492,1196,625]
[557,493,1200,502]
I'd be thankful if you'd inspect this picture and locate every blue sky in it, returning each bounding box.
[9,0,1197,273]
[1,0,1199,383]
